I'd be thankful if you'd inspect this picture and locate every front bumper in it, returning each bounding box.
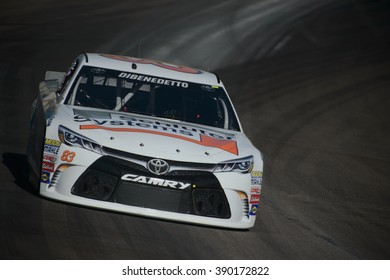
[40,153,257,229]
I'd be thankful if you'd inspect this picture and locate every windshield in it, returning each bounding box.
[66,66,240,131]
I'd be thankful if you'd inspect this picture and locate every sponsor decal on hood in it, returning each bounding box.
[73,112,239,155]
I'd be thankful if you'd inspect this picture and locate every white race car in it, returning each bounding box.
[27,53,263,229]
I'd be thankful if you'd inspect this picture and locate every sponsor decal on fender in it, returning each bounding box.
[75,114,239,155]
[43,153,57,163]
[249,204,259,216]
[251,177,262,186]
[250,184,261,215]
[45,138,61,147]
[44,138,61,155]
[121,174,191,190]
[42,161,55,172]
[251,171,263,186]
[251,171,262,177]
[250,194,261,204]
[251,187,261,194]
[41,171,51,184]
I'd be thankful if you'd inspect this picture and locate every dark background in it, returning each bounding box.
[1,0,389,259]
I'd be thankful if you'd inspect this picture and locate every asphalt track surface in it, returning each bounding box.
[1,0,390,259]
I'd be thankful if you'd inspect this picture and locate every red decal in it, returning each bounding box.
[43,154,57,163]
[251,187,260,194]
[42,161,55,172]
[79,125,238,155]
[100,54,201,74]
[250,194,260,204]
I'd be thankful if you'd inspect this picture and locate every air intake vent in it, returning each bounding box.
[192,189,230,218]
[238,191,249,217]
[49,164,70,188]
[241,198,249,217]
[49,169,62,188]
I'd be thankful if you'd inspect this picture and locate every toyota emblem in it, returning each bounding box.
[147,159,170,175]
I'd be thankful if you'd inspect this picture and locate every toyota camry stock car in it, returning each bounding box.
[27,53,263,229]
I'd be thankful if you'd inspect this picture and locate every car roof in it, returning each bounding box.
[80,53,222,86]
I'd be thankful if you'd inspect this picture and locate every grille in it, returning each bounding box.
[71,156,231,218]
[113,181,191,213]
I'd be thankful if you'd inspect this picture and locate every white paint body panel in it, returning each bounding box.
[28,53,263,229]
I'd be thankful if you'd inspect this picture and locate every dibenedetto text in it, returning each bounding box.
[118,72,189,88]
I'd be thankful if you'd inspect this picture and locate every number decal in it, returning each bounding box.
[61,150,76,162]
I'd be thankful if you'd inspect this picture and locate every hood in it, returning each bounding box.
[55,106,254,163]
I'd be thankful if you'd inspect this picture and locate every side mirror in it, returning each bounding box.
[45,71,66,102]
[45,71,66,81]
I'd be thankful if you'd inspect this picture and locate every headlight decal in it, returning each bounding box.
[58,125,103,154]
[214,155,254,174]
